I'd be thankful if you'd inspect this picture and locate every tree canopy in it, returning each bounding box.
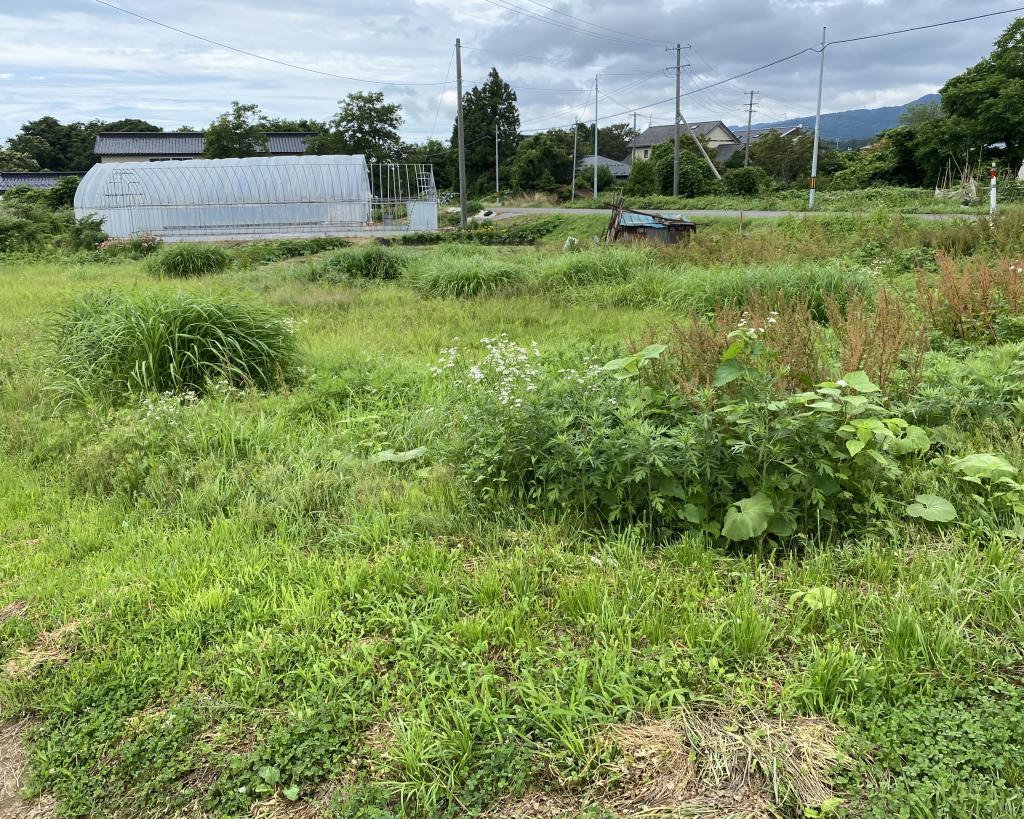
[310,92,403,162]
[203,102,270,159]
[453,68,521,195]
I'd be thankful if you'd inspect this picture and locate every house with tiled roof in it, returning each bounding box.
[630,121,740,162]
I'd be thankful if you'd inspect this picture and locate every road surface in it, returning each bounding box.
[491,206,978,222]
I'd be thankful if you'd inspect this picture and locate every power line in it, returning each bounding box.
[828,5,1024,45]
[478,0,666,48]
[427,47,457,143]
[511,0,668,47]
[460,45,655,72]
[92,0,455,87]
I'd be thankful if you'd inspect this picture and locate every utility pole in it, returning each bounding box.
[571,119,578,201]
[593,74,599,199]
[455,37,467,226]
[808,27,826,210]
[632,112,638,163]
[990,161,998,216]
[494,122,500,204]
[673,43,681,196]
[744,91,758,167]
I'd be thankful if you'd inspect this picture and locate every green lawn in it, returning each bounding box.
[1,217,1024,818]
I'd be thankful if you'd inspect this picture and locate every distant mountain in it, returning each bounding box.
[731,93,940,143]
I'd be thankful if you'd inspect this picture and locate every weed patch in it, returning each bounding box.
[49,290,300,402]
[146,244,231,278]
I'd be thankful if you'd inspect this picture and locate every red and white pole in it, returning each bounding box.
[990,162,998,216]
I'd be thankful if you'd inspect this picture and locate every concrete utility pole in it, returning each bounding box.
[593,74,599,199]
[990,162,998,215]
[455,38,467,226]
[809,27,826,210]
[744,91,758,167]
[571,119,578,201]
[673,43,681,196]
[495,122,500,204]
[632,112,638,163]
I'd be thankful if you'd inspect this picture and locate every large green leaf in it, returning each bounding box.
[906,494,957,523]
[952,453,1017,481]
[891,425,931,455]
[722,493,774,541]
[600,344,666,379]
[841,371,879,393]
[712,359,743,387]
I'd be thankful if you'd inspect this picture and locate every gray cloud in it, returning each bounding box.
[0,0,1016,142]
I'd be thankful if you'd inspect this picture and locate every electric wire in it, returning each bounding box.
[92,0,455,86]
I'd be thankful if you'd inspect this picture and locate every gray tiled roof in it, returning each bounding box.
[577,154,632,177]
[93,132,317,156]
[634,121,739,148]
[0,171,81,192]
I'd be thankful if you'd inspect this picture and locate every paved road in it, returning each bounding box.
[493,206,978,222]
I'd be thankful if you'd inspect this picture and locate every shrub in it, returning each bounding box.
[96,234,164,259]
[147,244,232,277]
[49,291,300,402]
[412,253,523,298]
[723,166,770,195]
[62,215,108,252]
[442,334,931,541]
[306,245,406,283]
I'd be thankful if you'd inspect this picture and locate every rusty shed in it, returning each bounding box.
[606,206,697,245]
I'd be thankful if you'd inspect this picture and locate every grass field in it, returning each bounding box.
[2,213,1024,818]
[539,187,1024,215]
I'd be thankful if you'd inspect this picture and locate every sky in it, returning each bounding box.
[0,0,1018,144]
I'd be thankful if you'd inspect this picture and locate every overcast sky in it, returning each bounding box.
[0,0,1017,143]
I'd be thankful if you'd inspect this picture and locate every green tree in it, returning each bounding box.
[510,134,566,191]
[932,18,1024,168]
[624,158,658,195]
[649,143,718,196]
[310,92,403,161]
[0,148,40,172]
[453,68,520,195]
[203,102,270,159]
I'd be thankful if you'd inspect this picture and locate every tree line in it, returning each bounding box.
[1,17,1021,196]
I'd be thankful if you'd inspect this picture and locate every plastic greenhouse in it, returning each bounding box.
[74,155,437,241]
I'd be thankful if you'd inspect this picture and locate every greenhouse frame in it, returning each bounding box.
[74,155,437,241]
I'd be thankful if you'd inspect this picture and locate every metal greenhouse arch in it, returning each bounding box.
[74,155,437,241]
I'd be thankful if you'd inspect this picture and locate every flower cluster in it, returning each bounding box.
[431,335,542,406]
[140,390,199,426]
[736,309,779,334]
[96,233,163,254]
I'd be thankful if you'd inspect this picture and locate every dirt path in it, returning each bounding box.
[0,722,54,819]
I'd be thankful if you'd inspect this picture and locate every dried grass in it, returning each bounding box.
[642,290,830,394]
[3,620,80,678]
[917,253,1024,341]
[0,602,28,625]
[826,288,928,391]
[485,707,847,818]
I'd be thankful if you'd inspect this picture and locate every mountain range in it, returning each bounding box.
[731,93,940,143]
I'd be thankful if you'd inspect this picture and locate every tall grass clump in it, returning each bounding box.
[306,244,407,283]
[663,260,875,320]
[537,246,655,290]
[146,243,232,278]
[49,290,299,402]
[411,251,524,298]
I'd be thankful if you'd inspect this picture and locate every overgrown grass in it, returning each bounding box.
[306,244,408,282]
[48,290,300,402]
[146,243,232,278]
[1,214,1024,819]
[410,247,525,298]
